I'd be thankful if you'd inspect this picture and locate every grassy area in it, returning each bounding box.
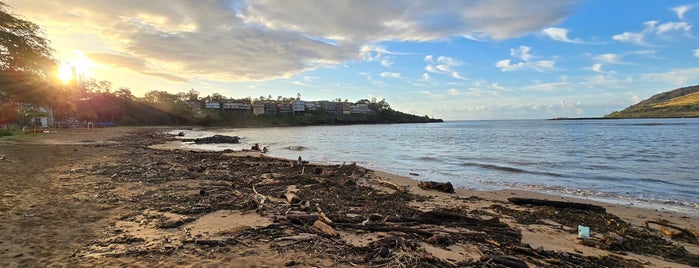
[605,85,699,118]
[652,91,699,108]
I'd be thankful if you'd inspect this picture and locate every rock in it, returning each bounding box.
[418,181,455,193]
[192,135,240,144]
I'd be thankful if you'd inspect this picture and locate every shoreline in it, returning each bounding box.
[1,127,697,267]
[157,133,699,218]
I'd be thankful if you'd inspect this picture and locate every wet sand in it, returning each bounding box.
[0,127,697,267]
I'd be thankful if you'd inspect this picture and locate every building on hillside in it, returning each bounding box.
[252,101,265,115]
[292,100,306,114]
[351,103,370,114]
[223,102,251,113]
[342,103,352,114]
[305,102,317,111]
[264,102,278,116]
[205,102,221,109]
[320,101,341,114]
[278,102,292,116]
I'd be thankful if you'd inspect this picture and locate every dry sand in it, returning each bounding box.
[0,127,697,267]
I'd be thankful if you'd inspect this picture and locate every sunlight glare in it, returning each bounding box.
[56,50,94,83]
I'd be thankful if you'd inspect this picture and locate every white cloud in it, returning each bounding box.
[447,88,460,95]
[631,95,642,104]
[6,0,576,83]
[612,20,692,45]
[380,72,401,78]
[497,59,556,72]
[424,55,465,79]
[510,45,533,61]
[612,32,645,44]
[593,53,625,64]
[380,59,393,68]
[694,49,699,58]
[655,21,691,34]
[540,27,581,43]
[421,73,431,81]
[672,4,694,20]
[641,67,699,85]
[585,63,603,73]
[496,46,555,72]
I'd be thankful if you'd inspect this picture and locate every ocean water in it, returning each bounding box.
[169,118,699,215]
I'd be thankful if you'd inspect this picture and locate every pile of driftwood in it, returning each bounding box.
[77,129,698,267]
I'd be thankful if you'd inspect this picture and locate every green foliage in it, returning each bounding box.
[0,128,12,136]
[605,85,699,118]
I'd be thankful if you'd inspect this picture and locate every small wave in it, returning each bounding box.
[462,162,564,177]
[286,146,307,151]
[418,156,440,162]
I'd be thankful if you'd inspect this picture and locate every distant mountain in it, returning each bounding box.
[605,85,699,118]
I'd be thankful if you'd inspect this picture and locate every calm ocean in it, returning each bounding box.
[170,118,699,215]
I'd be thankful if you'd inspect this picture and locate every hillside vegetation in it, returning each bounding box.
[605,85,699,118]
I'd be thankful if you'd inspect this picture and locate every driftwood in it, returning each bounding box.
[508,197,606,213]
[376,178,405,191]
[644,220,699,244]
[252,185,267,204]
[273,233,318,242]
[312,220,339,237]
[418,181,454,193]
[416,210,507,228]
[481,255,529,268]
[316,203,333,224]
[284,192,300,204]
[336,223,433,237]
[285,213,319,224]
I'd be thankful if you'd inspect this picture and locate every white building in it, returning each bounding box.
[292,100,306,113]
[205,102,221,109]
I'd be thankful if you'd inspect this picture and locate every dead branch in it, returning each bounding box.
[252,184,266,204]
[312,220,339,237]
[376,178,405,191]
[416,210,507,228]
[481,255,529,268]
[316,203,333,224]
[644,220,699,244]
[284,191,300,204]
[335,223,433,237]
[508,197,606,213]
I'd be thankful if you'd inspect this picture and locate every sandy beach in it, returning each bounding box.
[0,127,697,267]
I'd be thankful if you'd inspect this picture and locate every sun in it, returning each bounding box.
[56,50,93,83]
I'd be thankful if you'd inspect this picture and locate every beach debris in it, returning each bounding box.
[283,191,300,204]
[376,178,405,191]
[417,181,455,193]
[481,255,529,268]
[578,225,590,239]
[66,129,699,268]
[508,197,606,213]
[644,220,699,245]
[409,172,419,176]
[187,135,240,144]
[312,219,339,237]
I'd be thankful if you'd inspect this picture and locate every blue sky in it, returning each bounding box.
[7,0,699,119]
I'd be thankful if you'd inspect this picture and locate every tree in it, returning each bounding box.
[0,2,56,105]
[0,2,54,75]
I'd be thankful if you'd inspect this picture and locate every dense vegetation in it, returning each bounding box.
[605,85,699,118]
[0,3,440,129]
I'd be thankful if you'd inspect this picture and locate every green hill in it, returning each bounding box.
[605,85,699,118]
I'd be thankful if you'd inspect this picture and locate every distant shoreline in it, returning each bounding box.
[548,117,608,120]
